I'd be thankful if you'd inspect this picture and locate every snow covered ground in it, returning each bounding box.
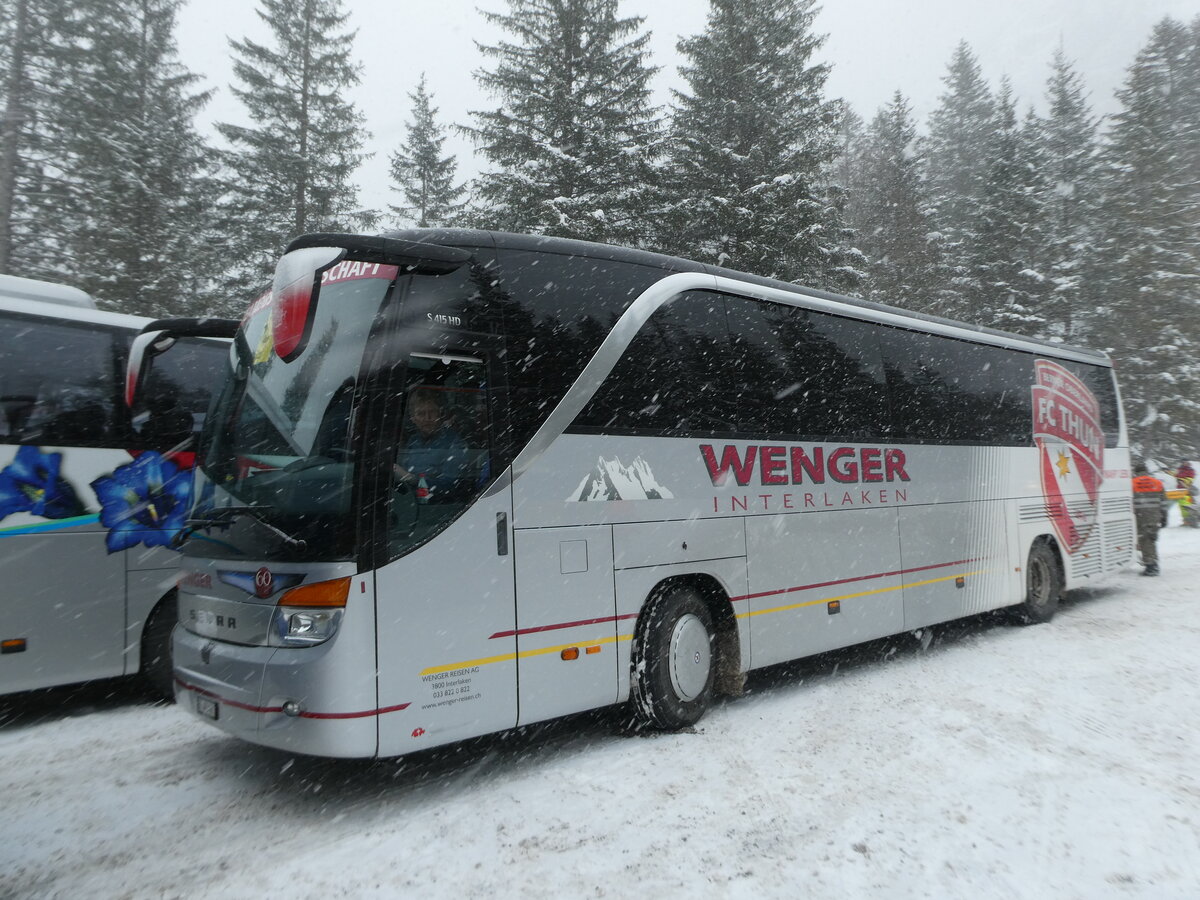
[3,528,1199,899]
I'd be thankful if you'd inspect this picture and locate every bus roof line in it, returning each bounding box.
[0,294,151,330]
[383,228,1109,363]
[707,274,1112,364]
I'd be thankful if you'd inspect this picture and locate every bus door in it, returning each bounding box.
[373,346,518,754]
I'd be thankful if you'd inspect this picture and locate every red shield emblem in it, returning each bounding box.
[254,566,275,599]
[1032,360,1104,554]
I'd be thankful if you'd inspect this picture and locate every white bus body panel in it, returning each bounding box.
[375,483,517,758]
[514,523,618,726]
[174,562,378,758]
[0,445,129,692]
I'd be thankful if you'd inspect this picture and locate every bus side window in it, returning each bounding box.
[573,291,737,435]
[727,299,890,441]
[0,315,120,447]
[133,336,228,452]
[881,330,1035,445]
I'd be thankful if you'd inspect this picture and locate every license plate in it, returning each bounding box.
[196,695,219,720]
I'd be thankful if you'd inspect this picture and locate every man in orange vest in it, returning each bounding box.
[1132,460,1165,576]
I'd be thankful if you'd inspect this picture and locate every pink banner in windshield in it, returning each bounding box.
[320,261,399,286]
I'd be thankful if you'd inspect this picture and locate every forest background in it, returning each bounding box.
[1,0,1198,459]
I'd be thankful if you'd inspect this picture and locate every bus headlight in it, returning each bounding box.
[268,576,350,647]
[272,607,343,646]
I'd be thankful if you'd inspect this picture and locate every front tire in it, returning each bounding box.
[1012,540,1062,625]
[140,593,177,700]
[631,585,716,729]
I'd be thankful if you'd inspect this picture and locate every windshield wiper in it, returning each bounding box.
[176,505,307,551]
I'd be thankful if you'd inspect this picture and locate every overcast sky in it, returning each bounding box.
[175,0,1200,214]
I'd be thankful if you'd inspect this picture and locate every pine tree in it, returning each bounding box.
[664,0,861,290]
[971,80,1050,335]
[389,75,464,228]
[922,42,994,321]
[218,0,370,303]
[0,0,79,279]
[59,0,220,315]
[0,0,28,273]
[1,0,218,314]
[847,91,943,312]
[1088,17,1200,459]
[466,0,663,246]
[1029,48,1100,340]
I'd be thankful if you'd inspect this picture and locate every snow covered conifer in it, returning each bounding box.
[1028,48,1100,340]
[664,0,861,291]
[922,42,994,320]
[218,0,370,303]
[466,0,663,246]
[847,91,943,313]
[389,75,464,228]
[1088,17,1200,458]
[971,80,1050,335]
[58,0,220,315]
[0,0,80,280]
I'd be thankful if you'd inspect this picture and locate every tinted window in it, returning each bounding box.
[499,250,671,448]
[133,337,229,451]
[881,329,1033,445]
[574,291,737,434]
[726,299,890,440]
[1060,360,1121,448]
[0,313,125,446]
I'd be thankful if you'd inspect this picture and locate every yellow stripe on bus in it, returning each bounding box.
[736,571,986,620]
[421,572,984,675]
[419,633,633,676]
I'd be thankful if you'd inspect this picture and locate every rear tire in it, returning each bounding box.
[140,593,177,701]
[631,584,715,729]
[1012,541,1062,625]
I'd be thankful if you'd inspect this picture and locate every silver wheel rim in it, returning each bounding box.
[669,613,711,702]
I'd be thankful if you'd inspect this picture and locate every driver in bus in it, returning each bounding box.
[393,387,469,502]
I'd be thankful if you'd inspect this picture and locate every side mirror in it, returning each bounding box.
[126,330,174,408]
[270,246,346,362]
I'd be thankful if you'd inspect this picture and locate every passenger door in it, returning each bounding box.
[373,345,519,755]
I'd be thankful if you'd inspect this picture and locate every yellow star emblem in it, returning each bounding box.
[1055,450,1072,479]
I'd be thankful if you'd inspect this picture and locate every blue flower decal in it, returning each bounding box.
[90,451,192,553]
[0,445,86,521]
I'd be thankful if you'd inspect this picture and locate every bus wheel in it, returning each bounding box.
[1013,541,1062,625]
[632,585,715,730]
[140,594,177,701]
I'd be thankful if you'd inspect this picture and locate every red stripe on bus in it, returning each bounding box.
[731,559,981,602]
[175,678,409,718]
[488,558,981,639]
[298,704,411,720]
[490,613,639,640]
[176,678,284,714]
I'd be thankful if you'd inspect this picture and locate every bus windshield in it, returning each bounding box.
[191,270,396,561]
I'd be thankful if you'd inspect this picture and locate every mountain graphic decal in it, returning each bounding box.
[569,456,675,502]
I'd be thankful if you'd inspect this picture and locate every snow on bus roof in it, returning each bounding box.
[0,273,95,309]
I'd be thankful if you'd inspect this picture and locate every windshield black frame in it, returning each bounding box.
[188,272,401,562]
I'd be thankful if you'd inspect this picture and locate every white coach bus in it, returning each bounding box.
[156,231,1135,758]
[0,273,229,697]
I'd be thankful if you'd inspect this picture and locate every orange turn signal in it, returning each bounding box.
[277,577,351,608]
[585,646,601,655]
[561,647,580,661]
